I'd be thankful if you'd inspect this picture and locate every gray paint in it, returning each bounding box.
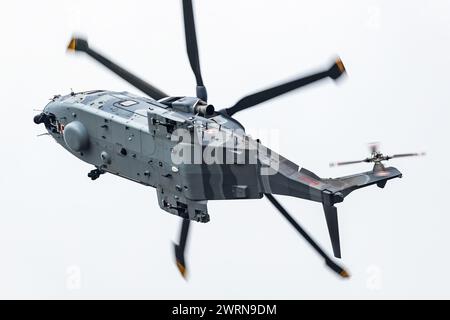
[38,90,402,225]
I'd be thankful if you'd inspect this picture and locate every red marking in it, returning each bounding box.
[374,170,390,177]
[299,175,321,186]
[57,122,65,133]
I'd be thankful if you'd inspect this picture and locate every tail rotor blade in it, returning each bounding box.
[330,159,367,167]
[223,58,346,117]
[182,0,207,101]
[265,194,350,278]
[389,152,426,159]
[67,37,167,100]
[369,142,380,154]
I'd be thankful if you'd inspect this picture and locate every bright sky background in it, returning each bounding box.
[0,0,449,299]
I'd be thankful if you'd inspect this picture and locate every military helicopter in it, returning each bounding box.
[34,0,423,279]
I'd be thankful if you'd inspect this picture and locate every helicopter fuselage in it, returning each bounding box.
[37,90,402,224]
[39,90,273,222]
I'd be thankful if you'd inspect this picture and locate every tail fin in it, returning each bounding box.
[322,200,341,258]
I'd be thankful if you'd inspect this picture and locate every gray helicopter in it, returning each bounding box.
[34,0,423,278]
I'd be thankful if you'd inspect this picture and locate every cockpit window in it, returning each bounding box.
[119,100,138,107]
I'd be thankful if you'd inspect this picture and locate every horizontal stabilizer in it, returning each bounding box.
[322,166,403,198]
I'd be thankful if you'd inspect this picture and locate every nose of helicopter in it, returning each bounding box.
[33,100,62,127]
[33,102,61,135]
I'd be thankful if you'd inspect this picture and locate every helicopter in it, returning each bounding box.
[33,0,423,279]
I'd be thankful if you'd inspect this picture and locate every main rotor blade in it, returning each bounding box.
[330,159,367,167]
[223,58,346,117]
[67,37,167,100]
[389,152,426,159]
[182,0,207,101]
[265,194,350,278]
[174,218,191,279]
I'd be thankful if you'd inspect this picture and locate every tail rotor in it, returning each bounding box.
[330,142,425,178]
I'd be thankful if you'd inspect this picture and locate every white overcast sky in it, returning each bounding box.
[0,0,449,299]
